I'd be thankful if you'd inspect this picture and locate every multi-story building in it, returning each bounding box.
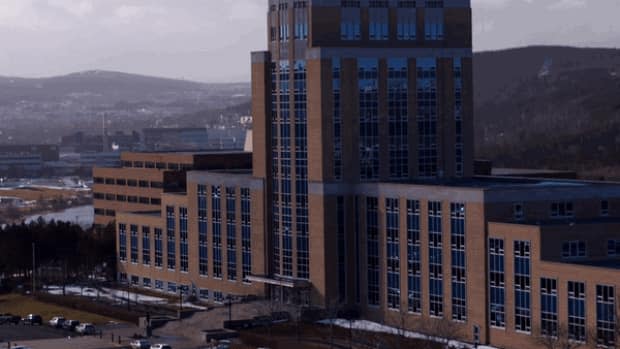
[112,1,620,348]
[92,151,251,227]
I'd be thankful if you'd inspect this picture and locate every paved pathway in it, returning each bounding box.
[9,336,120,349]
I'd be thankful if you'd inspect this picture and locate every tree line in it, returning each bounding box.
[0,219,116,289]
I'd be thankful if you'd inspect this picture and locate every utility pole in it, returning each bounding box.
[31,243,35,295]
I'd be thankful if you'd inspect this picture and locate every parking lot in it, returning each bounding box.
[0,323,73,342]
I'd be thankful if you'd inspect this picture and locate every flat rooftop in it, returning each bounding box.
[386,176,620,190]
[564,259,620,270]
[123,149,248,156]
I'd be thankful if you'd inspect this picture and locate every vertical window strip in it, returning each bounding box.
[417,58,438,177]
[386,198,400,310]
[367,197,380,306]
[514,240,532,333]
[428,201,443,317]
[489,238,505,328]
[388,58,409,179]
[450,203,466,321]
[226,188,237,281]
[359,58,379,181]
[407,200,421,313]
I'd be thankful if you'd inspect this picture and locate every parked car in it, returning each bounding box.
[0,313,21,325]
[22,314,43,326]
[150,344,172,349]
[75,323,96,335]
[62,319,80,331]
[130,339,151,349]
[48,316,65,328]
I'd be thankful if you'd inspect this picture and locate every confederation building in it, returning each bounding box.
[94,1,620,348]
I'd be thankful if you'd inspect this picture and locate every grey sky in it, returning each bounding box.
[0,0,618,82]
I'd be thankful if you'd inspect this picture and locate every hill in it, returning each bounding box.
[473,46,620,179]
[0,70,248,105]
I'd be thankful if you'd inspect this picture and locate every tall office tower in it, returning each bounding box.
[252,0,473,305]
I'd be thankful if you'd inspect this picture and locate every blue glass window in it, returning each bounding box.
[451,203,466,321]
[514,240,531,332]
[489,238,505,328]
[118,223,127,262]
[179,207,188,272]
[212,186,222,278]
[198,184,208,276]
[166,207,176,270]
[417,58,438,177]
[386,198,400,310]
[359,58,379,181]
[428,201,443,316]
[154,228,162,268]
[388,58,409,179]
[226,187,237,281]
[407,200,421,313]
[367,197,380,306]
[241,188,252,281]
[142,226,150,266]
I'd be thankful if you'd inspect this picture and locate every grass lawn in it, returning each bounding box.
[0,294,117,325]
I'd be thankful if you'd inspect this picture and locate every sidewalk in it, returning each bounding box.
[12,336,121,349]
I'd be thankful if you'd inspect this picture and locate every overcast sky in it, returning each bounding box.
[0,0,618,82]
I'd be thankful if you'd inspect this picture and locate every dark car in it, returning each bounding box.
[22,314,43,326]
[0,313,21,325]
[62,320,80,331]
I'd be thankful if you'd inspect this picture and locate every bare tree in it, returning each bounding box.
[532,324,589,349]
[420,317,464,349]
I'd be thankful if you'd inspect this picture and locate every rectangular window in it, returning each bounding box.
[198,184,208,276]
[278,2,289,41]
[407,200,421,313]
[130,225,138,263]
[397,2,417,40]
[142,226,150,266]
[359,58,379,181]
[608,240,620,257]
[454,58,464,177]
[154,228,163,267]
[417,58,438,177]
[166,206,176,270]
[428,201,443,317]
[601,200,610,216]
[368,3,389,41]
[199,289,209,300]
[333,58,342,181]
[540,278,558,337]
[367,197,380,306]
[550,202,574,218]
[562,240,586,259]
[293,1,308,40]
[514,240,532,333]
[226,188,237,281]
[388,58,409,179]
[143,278,151,288]
[294,60,309,281]
[155,280,163,290]
[179,207,189,272]
[386,198,400,310]
[424,2,444,40]
[241,188,252,281]
[597,285,616,347]
[489,238,505,328]
[568,281,586,342]
[118,223,127,262]
[340,3,361,40]
[451,203,466,321]
[337,196,346,302]
[212,186,222,278]
[131,275,139,286]
[167,282,177,294]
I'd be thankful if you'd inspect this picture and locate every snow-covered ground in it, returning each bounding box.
[318,319,497,349]
[45,285,207,310]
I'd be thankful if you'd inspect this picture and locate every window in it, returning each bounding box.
[115,178,126,186]
[94,177,104,184]
[167,282,177,294]
[397,2,417,40]
[226,188,237,281]
[514,240,532,333]
[294,59,309,280]
[608,240,620,256]
[118,223,127,262]
[568,281,586,342]
[333,58,342,181]
[139,180,149,188]
[367,197,380,306]
[540,278,558,337]
[150,181,163,188]
[131,275,139,286]
[451,203,466,321]
[241,188,252,281]
[513,203,524,221]
[417,58,438,177]
[145,162,155,169]
[166,206,176,270]
[213,291,225,303]
[154,228,163,268]
[407,200,421,313]
[388,58,409,179]
[340,2,361,40]
[105,178,115,185]
[212,186,222,278]
[199,289,209,300]
[386,198,400,310]
[454,58,464,177]
[278,2,289,41]
[551,202,574,218]
[369,2,389,41]
[142,226,150,266]
[359,58,379,181]
[198,184,208,276]
[293,1,308,40]
[428,201,443,317]
[179,207,189,273]
[601,200,610,216]
[133,161,144,168]
[489,238,505,328]
[143,278,151,288]
[337,196,346,302]
[424,1,444,40]
[562,241,586,259]
[596,285,616,347]
[155,280,163,290]
[127,179,137,187]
